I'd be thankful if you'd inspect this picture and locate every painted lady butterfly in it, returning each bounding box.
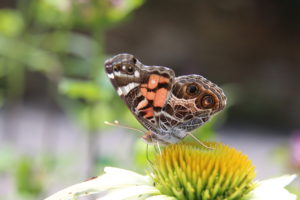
[105,54,226,144]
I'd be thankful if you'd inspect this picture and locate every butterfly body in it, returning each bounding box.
[105,54,226,144]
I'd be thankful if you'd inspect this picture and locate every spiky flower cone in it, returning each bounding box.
[151,142,256,200]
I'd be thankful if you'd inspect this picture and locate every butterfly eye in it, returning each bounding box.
[201,95,215,108]
[127,65,134,74]
[186,84,199,96]
[127,66,134,72]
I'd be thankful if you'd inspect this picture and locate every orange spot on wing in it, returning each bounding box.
[148,74,160,89]
[140,88,147,97]
[154,88,168,107]
[137,98,148,110]
[142,107,154,118]
[146,91,156,100]
[159,76,170,84]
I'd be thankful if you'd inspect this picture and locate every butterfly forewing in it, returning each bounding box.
[105,54,175,133]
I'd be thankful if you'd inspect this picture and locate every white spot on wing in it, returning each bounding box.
[107,73,114,79]
[117,88,123,96]
[121,86,128,95]
[119,83,139,95]
[134,70,140,78]
[115,71,121,76]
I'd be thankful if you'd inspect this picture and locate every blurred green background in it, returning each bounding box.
[0,0,299,199]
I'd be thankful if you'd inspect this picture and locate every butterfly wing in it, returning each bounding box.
[157,74,227,140]
[105,54,227,144]
[105,54,175,134]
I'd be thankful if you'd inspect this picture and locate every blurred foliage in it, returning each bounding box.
[15,157,44,197]
[0,144,79,200]
[0,0,144,199]
[0,9,24,37]
[0,0,146,127]
[0,0,144,127]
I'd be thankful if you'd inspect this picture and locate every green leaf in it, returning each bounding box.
[15,157,43,197]
[58,78,103,102]
[0,35,62,73]
[0,9,24,37]
[78,102,114,130]
[33,0,72,28]
[106,0,145,23]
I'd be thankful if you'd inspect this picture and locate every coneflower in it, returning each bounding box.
[44,142,297,200]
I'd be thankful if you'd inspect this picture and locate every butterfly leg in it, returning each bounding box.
[146,143,154,165]
[156,141,162,155]
[187,132,214,150]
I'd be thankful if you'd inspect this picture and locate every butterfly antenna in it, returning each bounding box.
[104,120,145,135]
[187,132,214,150]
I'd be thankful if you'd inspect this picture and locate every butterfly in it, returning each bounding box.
[105,54,226,144]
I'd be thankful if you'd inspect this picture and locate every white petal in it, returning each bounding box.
[250,174,297,200]
[44,167,153,200]
[103,167,153,186]
[96,185,159,200]
[145,195,177,200]
[258,174,297,188]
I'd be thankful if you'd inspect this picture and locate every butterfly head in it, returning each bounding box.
[105,54,143,96]
[105,53,141,77]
